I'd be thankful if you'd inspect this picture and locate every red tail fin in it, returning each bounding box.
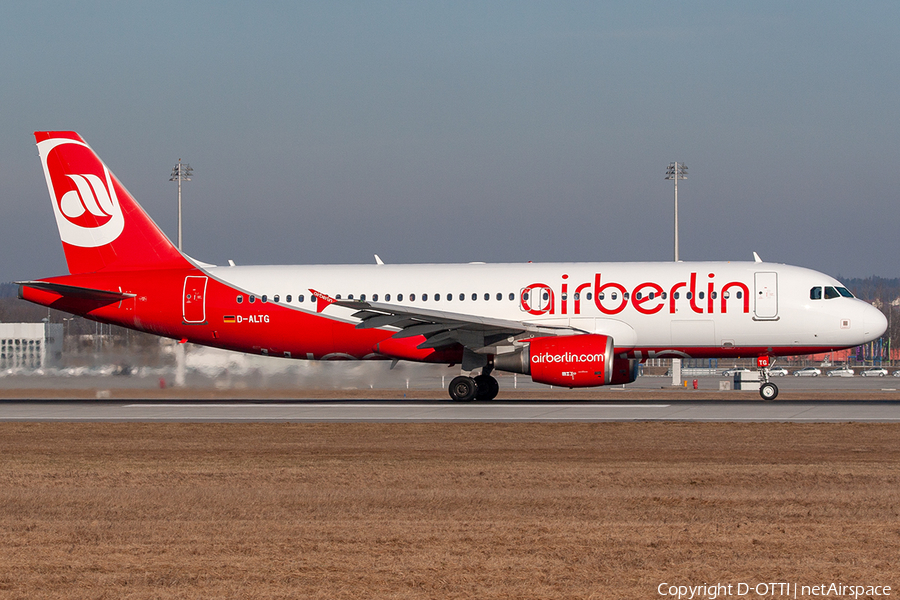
[35,131,189,274]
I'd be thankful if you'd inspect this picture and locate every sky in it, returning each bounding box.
[1,1,898,282]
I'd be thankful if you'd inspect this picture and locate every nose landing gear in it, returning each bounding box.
[759,379,778,401]
[758,356,778,401]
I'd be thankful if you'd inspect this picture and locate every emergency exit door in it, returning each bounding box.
[183,276,208,324]
[754,272,778,320]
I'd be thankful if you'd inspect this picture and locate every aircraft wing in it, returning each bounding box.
[310,289,585,354]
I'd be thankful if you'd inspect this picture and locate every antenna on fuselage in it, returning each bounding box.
[753,252,763,263]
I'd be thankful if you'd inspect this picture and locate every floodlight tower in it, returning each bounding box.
[169,159,192,389]
[169,159,193,251]
[665,162,687,262]
[666,161,687,387]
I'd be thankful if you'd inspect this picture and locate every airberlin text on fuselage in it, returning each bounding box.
[521,272,751,316]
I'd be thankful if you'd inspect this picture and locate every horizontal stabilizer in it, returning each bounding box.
[16,280,136,302]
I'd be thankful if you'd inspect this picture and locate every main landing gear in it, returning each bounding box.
[448,373,500,402]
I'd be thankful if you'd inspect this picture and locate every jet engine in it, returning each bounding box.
[494,334,620,388]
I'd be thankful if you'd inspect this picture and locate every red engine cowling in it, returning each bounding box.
[494,334,614,388]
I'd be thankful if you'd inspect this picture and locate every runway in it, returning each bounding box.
[3,399,900,422]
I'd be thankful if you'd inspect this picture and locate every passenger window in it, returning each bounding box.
[348,294,354,300]
[611,293,618,300]
[237,295,243,304]
[484,293,489,301]
[262,295,268,303]
[810,287,822,300]
[298,294,305,303]
[586,292,592,300]
[496,293,502,301]
[385,294,391,302]
[674,292,680,300]
[736,291,743,299]
[249,295,256,303]
[286,295,292,303]
[434,293,440,301]
[509,293,515,301]
[398,294,403,302]
[360,294,366,301]
[447,293,452,301]
[686,292,692,300]
[460,293,465,301]
[824,286,840,299]
[472,293,477,301]
[274,295,280,303]
[698,292,704,299]
[373,294,379,301]
[599,293,605,300]
[409,293,416,301]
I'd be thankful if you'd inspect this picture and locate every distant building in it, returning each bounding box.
[0,322,64,370]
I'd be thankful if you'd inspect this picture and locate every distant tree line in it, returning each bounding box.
[837,276,900,304]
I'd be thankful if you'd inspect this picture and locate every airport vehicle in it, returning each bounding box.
[17,132,887,401]
[767,366,788,376]
[722,367,751,376]
[826,367,854,377]
[860,367,888,377]
[794,367,822,377]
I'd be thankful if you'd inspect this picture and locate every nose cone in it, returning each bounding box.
[863,304,888,341]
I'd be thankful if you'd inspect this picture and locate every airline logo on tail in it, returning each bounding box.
[37,136,125,248]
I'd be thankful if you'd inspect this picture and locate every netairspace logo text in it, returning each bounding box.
[657,582,892,599]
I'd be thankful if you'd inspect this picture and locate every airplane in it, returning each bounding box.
[18,131,888,401]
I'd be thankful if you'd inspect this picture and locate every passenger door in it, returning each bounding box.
[754,272,778,320]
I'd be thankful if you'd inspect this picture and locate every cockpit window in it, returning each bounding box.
[810,287,822,300]
[824,286,840,299]
[837,287,854,298]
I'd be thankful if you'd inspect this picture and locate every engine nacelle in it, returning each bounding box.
[494,334,614,388]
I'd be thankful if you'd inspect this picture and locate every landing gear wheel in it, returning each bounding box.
[474,375,500,401]
[760,382,778,401]
[448,376,478,402]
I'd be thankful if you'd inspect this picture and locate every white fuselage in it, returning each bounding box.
[205,260,885,359]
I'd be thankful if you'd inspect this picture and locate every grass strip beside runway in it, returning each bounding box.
[1,423,898,598]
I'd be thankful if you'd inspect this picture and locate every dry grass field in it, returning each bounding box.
[1,423,898,599]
